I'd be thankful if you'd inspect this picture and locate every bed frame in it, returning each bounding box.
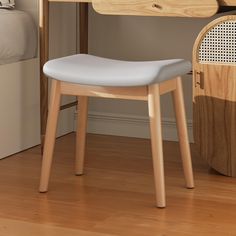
[0,0,77,159]
[0,0,40,158]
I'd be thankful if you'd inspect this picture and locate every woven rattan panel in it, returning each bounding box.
[199,20,236,64]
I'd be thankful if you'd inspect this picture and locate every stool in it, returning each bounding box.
[39,54,194,208]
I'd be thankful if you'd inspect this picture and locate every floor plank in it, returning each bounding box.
[0,133,236,235]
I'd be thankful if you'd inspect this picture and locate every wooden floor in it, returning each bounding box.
[1,133,236,235]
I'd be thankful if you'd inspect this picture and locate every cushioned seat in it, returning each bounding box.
[43,54,191,87]
[40,53,194,208]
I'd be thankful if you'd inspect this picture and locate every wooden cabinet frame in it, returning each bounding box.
[193,15,236,176]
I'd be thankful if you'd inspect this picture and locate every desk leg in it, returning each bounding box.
[40,0,49,151]
[79,2,89,54]
[76,2,89,173]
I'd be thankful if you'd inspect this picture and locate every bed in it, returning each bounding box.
[0,9,37,65]
[0,0,40,159]
[0,0,76,159]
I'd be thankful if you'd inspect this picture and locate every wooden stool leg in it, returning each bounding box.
[148,84,166,208]
[39,80,61,192]
[172,77,194,189]
[75,96,88,175]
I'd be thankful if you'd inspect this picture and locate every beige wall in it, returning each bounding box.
[88,8,219,120]
[80,7,228,140]
[49,3,78,137]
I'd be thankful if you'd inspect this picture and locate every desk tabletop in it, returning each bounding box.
[48,0,236,5]
[48,0,236,17]
[49,0,92,2]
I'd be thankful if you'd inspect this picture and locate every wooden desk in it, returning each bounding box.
[39,0,236,145]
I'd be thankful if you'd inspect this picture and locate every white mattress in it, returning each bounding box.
[0,9,37,65]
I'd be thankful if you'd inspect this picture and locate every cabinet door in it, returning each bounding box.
[92,0,219,17]
[193,64,236,176]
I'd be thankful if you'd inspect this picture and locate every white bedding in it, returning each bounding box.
[0,0,15,9]
[0,9,37,65]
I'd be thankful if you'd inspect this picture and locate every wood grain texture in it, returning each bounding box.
[47,0,236,6]
[49,0,92,2]
[172,77,194,188]
[75,96,89,175]
[0,218,110,236]
[1,133,236,235]
[92,0,219,17]
[39,80,61,192]
[40,77,193,207]
[60,82,149,101]
[193,64,236,176]
[159,78,176,95]
[193,15,236,176]
[60,80,178,100]
[148,84,165,207]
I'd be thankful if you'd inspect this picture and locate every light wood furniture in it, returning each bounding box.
[2,133,236,235]
[39,54,194,208]
[193,15,236,176]
[92,0,219,17]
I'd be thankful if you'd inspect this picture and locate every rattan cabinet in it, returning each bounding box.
[193,15,236,176]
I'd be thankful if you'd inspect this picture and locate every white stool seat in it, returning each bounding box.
[40,53,194,208]
[43,54,191,87]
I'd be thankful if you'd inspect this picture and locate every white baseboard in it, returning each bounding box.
[74,111,193,142]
